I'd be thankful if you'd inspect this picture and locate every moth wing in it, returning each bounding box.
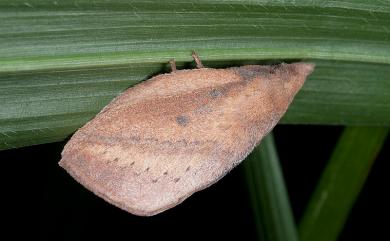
[59,63,314,216]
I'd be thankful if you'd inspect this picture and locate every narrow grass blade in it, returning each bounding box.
[299,127,389,241]
[244,133,298,241]
[1,0,390,150]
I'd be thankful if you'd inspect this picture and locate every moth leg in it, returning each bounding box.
[169,59,177,72]
[192,50,204,69]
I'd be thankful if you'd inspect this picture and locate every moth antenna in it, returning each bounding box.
[169,59,177,72]
[192,50,204,69]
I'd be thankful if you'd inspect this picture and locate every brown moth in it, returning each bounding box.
[59,52,314,216]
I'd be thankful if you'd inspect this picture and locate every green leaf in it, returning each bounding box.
[1,0,390,150]
[243,134,298,241]
[299,126,389,241]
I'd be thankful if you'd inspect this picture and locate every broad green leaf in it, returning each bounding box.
[299,127,389,241]
[1,0,390,150]
[244,134,298,241]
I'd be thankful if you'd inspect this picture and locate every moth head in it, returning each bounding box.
[282,62,314,93]
[275,63,314,92]
[269,62,315,109]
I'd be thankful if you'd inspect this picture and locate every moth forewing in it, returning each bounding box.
[59,58,314,216]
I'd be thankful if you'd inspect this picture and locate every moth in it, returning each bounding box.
[59,52,314,216]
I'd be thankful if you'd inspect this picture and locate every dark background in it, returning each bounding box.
[1,125,388,240]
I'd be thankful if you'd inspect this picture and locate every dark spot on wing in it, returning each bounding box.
[145,167,150,172]
[186,166,191,172]
[176,115,189,127]
[163,171,168,175]
[174,177,180,183]
[209,89,223,98]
